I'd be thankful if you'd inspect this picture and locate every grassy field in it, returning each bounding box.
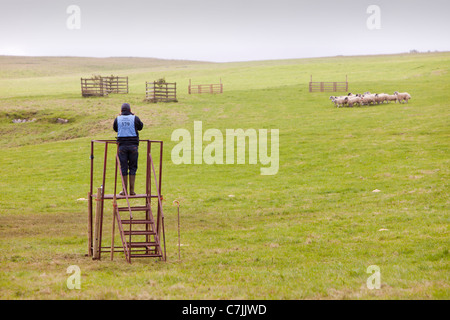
[0,52,448,299]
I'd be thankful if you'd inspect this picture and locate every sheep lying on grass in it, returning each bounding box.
[329,91,412,107]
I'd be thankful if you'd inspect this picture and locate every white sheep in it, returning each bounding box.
[346,96,362,107]
[330,97,338,107]
[374,93,389,104]
[394,91,411,103]
[385,94,397,103]
[360,94,376,106]
[333,96,348,108]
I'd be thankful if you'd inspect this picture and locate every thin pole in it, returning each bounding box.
[157,142,163,245]
[93,186,103,259]
[90,141,94,195]
[159,141,163,200]
[146,141,151,252]
[98,142,108,260]
[111,144,119,261]
[111,204,116,261]
[88,141,94,256]
[173,200,181,261]
[88,191,92,256]
[149,152,166,261]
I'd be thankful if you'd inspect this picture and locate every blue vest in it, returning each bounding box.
[117,115,137,137]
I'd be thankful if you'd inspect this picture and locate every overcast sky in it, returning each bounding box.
[0,0,449,62]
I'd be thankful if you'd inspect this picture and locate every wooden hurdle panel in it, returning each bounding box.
[145,81,178,103]
[309,75,348,92]
[81,77,108,97]
[81,76,129,97]
[188,79,223,94]
[103,76,129,94]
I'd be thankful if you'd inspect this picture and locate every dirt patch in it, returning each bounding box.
[431,69,448,76]
[419,169,440,175]
[88,119,112,135]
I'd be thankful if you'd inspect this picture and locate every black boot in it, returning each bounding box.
[119,175,128,196]
[129,175,136,196]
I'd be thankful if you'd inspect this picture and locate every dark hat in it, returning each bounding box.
[121,103,131,111]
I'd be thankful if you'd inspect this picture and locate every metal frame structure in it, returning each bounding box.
[87,139,166,263]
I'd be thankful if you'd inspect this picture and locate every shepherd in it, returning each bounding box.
[113,103,144,195]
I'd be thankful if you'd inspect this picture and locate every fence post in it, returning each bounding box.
[145,81,148,100]
[93,186,103,260]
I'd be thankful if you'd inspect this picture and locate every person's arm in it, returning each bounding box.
[113,118,118,132]
[135,116,144,131]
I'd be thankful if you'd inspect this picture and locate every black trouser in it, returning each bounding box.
[118,144,138,176]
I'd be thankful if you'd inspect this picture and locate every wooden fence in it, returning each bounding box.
[309,75,348,93]
[81,76,128,97]
[81,78,108,97]
[102,76,129,94]
[145,81,178,103]
[188,79,223,94]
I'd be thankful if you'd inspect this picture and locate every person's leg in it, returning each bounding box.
[128,145,139,195]
[118,144,129,195]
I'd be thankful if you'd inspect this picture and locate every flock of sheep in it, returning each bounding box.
[329,91,412,108]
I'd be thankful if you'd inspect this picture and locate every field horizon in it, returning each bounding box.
[0,51,448,300]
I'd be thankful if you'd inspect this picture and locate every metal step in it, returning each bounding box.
[124,230,156,236]
[129,242,159,248]
[121,219,154,225]
[130,253,162,258]
[100,194,156,200]
[118,206,149,212]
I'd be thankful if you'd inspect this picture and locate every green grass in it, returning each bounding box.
[0,52,448,299]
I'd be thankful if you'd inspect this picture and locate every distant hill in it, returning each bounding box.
[0,56,213,79]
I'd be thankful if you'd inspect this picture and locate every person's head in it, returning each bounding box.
[121,103,131,114]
